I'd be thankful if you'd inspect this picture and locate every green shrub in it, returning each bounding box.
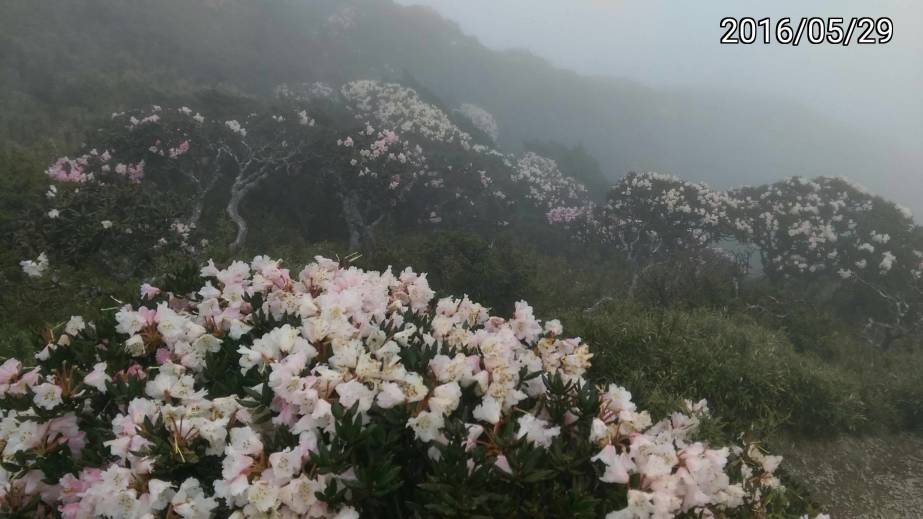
[574,302,869,436]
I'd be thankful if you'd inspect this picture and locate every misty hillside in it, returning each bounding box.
[0,0,894,190]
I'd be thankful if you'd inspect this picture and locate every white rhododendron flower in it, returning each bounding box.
[0,256,788,517]
[516,414,560,448]
[83,362,108,393]
[32,382,63,409]
[20,252,49,278]
[224,119,246,136]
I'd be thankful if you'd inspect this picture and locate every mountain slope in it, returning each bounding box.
[0,0,906,201]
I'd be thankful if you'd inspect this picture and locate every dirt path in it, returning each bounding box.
[777,433,923,518]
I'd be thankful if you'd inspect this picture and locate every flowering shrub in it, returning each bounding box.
[20,78,922,349]
[515,152,591,220]
[594,172,734,263]
[20,82,923,348]
[730,177,915,280]
[12,143,188,282]
[454,103,500,143]
[340,81,472,149]
[542,171,739,268]
[539,169,923,346]
[0,256,794,517]
[729,177,923,347]
[327,80,525,246]
[20,80,591,269]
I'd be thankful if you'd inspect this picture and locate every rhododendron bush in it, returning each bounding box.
[592,172,734,265]
[18,81,578,278]
[544,170,923,347]
[0,256,791,518]
[728,177,923,347]
[19,83,923,347]
[454,103,500,143]
[12,147,189,280]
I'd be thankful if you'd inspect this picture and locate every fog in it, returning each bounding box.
[4,3,923,515]
[398,0,923,211]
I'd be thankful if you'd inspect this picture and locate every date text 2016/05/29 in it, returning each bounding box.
[720,17,893,46]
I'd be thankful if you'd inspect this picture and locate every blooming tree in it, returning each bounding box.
[316,80,526,248]
[593,173,733,262]
[0,256,796,517]
[25,81,564,263]
[730,176,923,348]
[537,168,923,344]
[542,171,739,297]
[454,103,500,143]
[24,79,923,349]
[12,140,189,281]
[516,152,592,221]
[25,104,324,263]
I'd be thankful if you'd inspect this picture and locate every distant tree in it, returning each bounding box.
[455,103,500,143]
[17,81,590,276]
[730,176,923,348]
[589,173,734,295]
[523,140,610,199]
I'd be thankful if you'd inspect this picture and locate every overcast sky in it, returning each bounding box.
[396,0,922,202]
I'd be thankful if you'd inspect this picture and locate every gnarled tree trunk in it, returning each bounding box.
[226,184,250,252]
[339,191,377,252]
[225,164,272,252]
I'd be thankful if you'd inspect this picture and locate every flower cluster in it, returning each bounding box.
[454,103,500,143]
[730,176,915,280]
[0,256,789,517]
[19,252,49,278]
[546,171,922,293]
[341,80,472,148]
[337,124,423,182]
[325,5,357,34]
[274,82,335,103]
[46,157,90,184]
[224,120,247,137]
[552,172,735,264]
[514,152,590,216]
[46,148,146,186]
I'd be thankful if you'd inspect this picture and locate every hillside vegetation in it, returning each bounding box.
[0,0,902,191]
[0,1,920,517]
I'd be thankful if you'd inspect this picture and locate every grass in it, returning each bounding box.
[571,300,923,438]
